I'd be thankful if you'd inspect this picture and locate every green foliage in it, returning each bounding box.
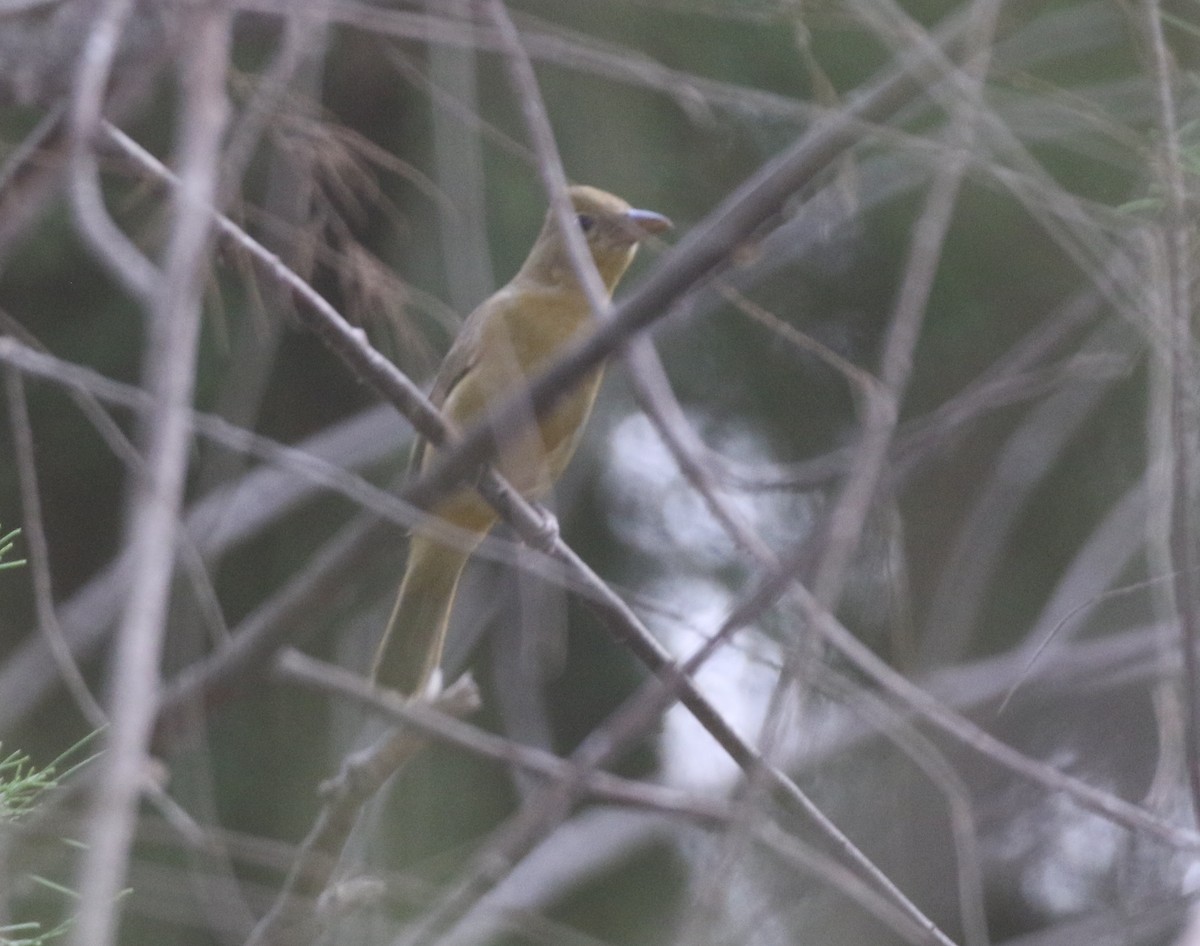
[0,917,72,946]
[0,747,56,824]
[0,735,101,946]
[0,524,25,572]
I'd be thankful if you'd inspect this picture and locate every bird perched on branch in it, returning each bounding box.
[371,185,672,697]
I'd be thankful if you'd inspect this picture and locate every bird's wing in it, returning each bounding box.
[409,290,498,473]
[429,303,488,409]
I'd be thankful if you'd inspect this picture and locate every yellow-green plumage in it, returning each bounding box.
[371,186,671,697]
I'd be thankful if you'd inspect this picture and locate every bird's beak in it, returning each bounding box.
[625,208,673,238]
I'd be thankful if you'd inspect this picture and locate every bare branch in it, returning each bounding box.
[4,367,107,729]
[481,0,610,317]
[69,11,232,946]
[66,0,157,298]
[244,663,483,946]
[1141,0,1200,824]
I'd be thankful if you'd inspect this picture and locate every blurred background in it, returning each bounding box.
[1,0,1199,944]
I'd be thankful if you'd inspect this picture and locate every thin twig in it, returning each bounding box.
[243,666,483,946]
[276,651,729,820]
[811,0,1002,609]
[811,667,989,946]
[427,0,494,313]
[4,369,107,729]
[219,1,331,206]
[808,590,1200,850]
[275,652,955,946]
[0,338,583,596]
[921,320,1134,663]
[480,0,609,319]
[66,0,157,298]
[624,336,778,565]
[0,316,255,727]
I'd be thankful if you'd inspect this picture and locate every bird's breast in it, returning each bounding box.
[436,286,605,498]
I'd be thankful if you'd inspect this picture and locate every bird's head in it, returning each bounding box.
[519,185,672,293]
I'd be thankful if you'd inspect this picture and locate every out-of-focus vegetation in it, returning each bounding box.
[1,1,1199,945]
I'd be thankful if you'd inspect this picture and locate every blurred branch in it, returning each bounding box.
[921,287,1136,664]
[376,614,956,946]
[482,5,942,938]
[66,0,157,299]
[1142,0,1200,824]
[0,340,569,730]
[0,312,253,723]
[850,0,1142,322]
[807,0,997,607]
[69,10,232,946]
[3,368,107,730]
[0,282,1123,733]
[237,0,821,125]
[219,2,331,206]
[0,400,402,733]
[264,652,940,946]
[152,514,386,744]
[0,339,433,542]
[1003,477,1150,697]
[812,667,988,946]
[0,103,70,271]
[426,0,493,313]
[244,663,483,946]
[620,334,784,944]
[275,651,724,819]
[811,592,1200,849]
[624,335,778,565]
[1,4,1187,943]
[481,0,610,319]
[740,17,1001,940]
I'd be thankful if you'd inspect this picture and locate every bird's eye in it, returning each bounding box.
[577,213,596,233]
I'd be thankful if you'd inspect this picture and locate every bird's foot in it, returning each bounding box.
[529,505,560,552]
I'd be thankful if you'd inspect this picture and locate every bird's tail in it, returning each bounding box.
[371,535,474,697]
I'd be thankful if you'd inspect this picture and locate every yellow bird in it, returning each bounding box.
[371,185,671,697]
